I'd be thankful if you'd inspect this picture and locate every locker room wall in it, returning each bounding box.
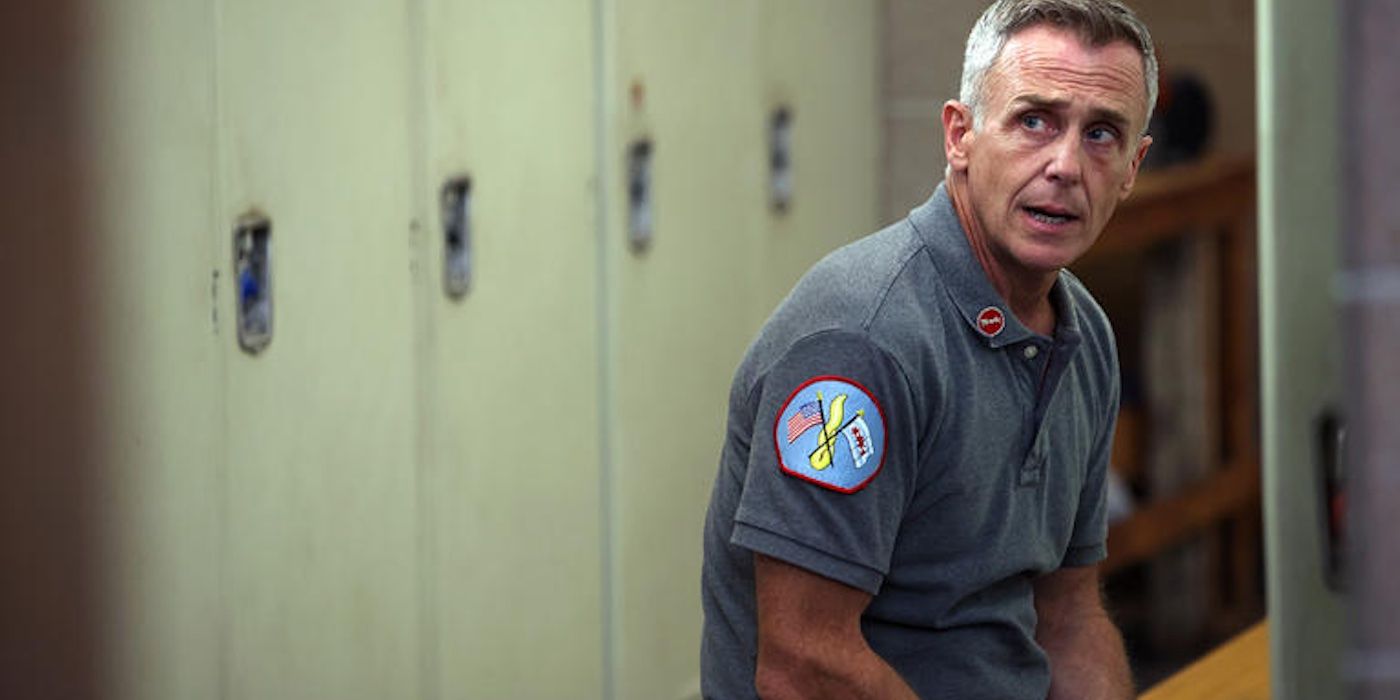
[58,1,882,698]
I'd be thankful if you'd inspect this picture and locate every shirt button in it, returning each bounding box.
[1023,345,1039,360]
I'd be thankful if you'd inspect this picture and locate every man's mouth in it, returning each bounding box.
[1023,205,1079,226]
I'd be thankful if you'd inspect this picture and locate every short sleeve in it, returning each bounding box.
[1061,363,1120,568]
[730,329,918,594]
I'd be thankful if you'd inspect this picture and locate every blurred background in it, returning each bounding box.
[1,0,1392,698]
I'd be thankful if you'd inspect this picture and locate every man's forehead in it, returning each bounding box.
[990,24,1149,122]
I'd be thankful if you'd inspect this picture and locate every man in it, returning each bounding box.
[700,1,1156,698]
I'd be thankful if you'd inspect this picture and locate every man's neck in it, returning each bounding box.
[946,177,1059,337]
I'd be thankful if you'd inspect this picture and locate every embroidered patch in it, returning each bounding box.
[773,376,887,494]
[976,306,1006,338]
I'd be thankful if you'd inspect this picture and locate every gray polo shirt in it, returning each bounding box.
[700,184,1119,700]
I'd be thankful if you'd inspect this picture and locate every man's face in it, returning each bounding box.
[947,25,1152,277]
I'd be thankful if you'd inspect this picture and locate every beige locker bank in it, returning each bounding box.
[53,1,881,698]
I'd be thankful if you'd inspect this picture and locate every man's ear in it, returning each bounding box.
[1119,134,1153,199]
[943,100,975,173]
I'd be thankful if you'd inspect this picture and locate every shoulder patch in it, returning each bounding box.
[773,375,888,494]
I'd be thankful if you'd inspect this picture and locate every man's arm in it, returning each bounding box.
[1034,564,1134,700]
[753,554,918,700]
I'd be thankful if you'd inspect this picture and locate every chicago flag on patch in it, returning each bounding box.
[841,415,873,468]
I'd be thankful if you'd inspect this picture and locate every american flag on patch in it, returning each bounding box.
[785,401,823,443]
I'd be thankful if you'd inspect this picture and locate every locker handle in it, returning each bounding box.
[770,106,794,213]
[1315,407,1348,592]
[627,139,654,253]
[233,213,273,354]
[442,175,473,299]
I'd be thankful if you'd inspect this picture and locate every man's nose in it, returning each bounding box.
[1044,134,1083,185]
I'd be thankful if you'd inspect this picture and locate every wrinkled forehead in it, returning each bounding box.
[991,25,1151,125]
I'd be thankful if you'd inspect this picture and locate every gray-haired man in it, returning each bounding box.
[701,1,1155,697]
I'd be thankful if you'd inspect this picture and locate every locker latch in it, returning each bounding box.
[442,176,473,299]
[770,106,794,213]
[628,139,654,253]
[1316,408,1348,592]
[233,213,273,354]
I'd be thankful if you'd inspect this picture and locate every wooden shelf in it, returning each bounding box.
[1091,154,1263,633]
[1106,459,1260,574]
[1087,154,1256,260]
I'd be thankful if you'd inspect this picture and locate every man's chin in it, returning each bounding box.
[1009,242,1086,275]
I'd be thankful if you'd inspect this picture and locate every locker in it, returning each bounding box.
[85,1,223,698]
[602,3,764,698]
[601,2,880,697]
[215,2,422,697]
[415,1,605,698]
[1259,0,1345,696]
[752,1,881,319]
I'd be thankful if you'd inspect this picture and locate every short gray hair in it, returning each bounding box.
[959,0,1158,130]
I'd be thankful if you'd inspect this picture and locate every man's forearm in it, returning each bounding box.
[1038,607,1134,700]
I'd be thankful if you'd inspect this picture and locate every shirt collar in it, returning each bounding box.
[908,183,1083,350]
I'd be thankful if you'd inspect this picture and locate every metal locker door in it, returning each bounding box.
[753,0,881,320]
[84,1,224,697]
[602,2,766,698]
[1259,0,1345,697]
[414,1,604,698]
[215,2,422,698]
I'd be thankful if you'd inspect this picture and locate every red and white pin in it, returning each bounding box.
[976,306,1006,338]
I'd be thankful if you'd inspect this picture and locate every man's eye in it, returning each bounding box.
[1021,114,1046,131]
[1086,126,1120,144]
